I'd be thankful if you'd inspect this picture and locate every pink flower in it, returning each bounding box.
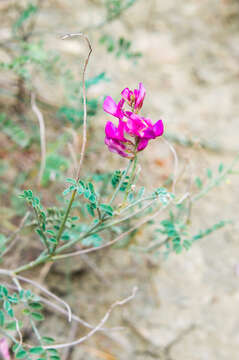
[121,82,146,113]
[126,113,164,139]
[103,96,124,119]
[124,112,164,151]
[103,83,164,158]
[0,338,11,360]
[105,121,135,158]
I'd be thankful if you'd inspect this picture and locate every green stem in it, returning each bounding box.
[54,221,100,255]
[0,329,19,344]
[117,195,155,214]
[192,152,239,202]
[32,208,50,253]
[123,156,137,203]
[13,188,156,273]
[13,189,78,273]
[89,198,156,236]
[30,318,43,345]
[14,251,49,274]
[109,160,132,206]
[51,189,77,253]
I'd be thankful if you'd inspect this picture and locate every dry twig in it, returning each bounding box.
[61,32,92,180]
[43,286,138,350]
[2,212,30,257]
[31,92,46,186]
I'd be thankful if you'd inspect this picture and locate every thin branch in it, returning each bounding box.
[0,270,72,322]
[62,322,78,360]
[2,212,30,257]
[43,286,138,350]
[66,127,79,174]
[80,254,110,286]
[91,199,157,235]
[192,152,239,202]
[15,274,72,322]
[31,92,46,186]
[67,143,78,173]
[11,277,23,351]
[52,201,171,260]
[61,32,92,181]
[1,281,123,333]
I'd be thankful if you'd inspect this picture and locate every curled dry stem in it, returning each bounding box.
[43,286,138,350]
[1,281,123,333]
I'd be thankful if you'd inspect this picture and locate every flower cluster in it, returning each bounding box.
[103,83,164,158]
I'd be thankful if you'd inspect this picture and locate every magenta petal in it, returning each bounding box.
[116,98,125,119]
[0,338,10,360]
[142,117,153,127]
[118,120,126,139]
[121,88,131,102]
[137,138,149,151]
[105,121,126,141]
[126,121,144,137]
[125,112,145,137]
[141,127,155,139]
[105,137,132,158]
[134,82,146,111]
[105,121,118,139]
[103,96,118,116]
[153,120,164,137]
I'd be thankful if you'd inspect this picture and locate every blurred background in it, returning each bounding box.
[1,0,239,359]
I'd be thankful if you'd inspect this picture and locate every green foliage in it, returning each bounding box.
[190,220,229,242]
[0,113,30,148]
[42,153,69,186]
[0,284,55,359]
[30,311,44,321]
[218,163,224,173]
[158,216,185,254]
[58,106,83,125]
[82,233,102,247]
[105,0,137,20]
[195,176,203,189]
[100,35,142,62]
[13,3,38,33]
[29,347,44,354]
[154,215,230,255]
[153,187,172,204]
[0,234,7,256]
[99,204,114,216]
[111,170,129,191]
[85,72,109,88]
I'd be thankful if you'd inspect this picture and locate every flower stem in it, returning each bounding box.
[123,155,138,203]
[109,160,132,206]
